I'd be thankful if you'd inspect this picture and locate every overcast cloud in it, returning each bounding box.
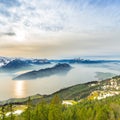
[0,0,120,58]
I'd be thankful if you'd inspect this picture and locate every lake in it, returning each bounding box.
[0,62,120,100]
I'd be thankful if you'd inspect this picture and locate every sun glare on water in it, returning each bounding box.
[13,81,27,98]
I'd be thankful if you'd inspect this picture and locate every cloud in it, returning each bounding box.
[0,0,120,33]
[0,32,16,36]
[0,0,120,57]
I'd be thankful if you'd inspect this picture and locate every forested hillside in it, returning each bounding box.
[0,94,119,120]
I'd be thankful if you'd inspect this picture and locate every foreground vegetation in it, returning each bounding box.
[0,94,120,120]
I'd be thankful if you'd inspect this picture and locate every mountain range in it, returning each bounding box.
[0,56,120,68]
[0,57,50,72]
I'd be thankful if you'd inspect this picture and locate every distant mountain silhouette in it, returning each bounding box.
[13,63,72,80]
[0,56,12,67]
[50,58,120,64]
[1,59,30,70]
[0,58,50,72]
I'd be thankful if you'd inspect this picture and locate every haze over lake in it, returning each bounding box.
[0,62,120,100]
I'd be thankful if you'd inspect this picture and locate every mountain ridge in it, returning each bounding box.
[13,63,72,80]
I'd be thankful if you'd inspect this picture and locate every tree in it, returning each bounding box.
[51,95,61,105]
[1,106,5,120]
[48,95,63,120]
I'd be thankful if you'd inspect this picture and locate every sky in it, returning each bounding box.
[0,0,120,58]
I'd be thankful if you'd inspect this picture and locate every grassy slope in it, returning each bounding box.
[44,82,99,102]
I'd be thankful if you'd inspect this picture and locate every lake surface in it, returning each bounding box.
[0,62,120,100]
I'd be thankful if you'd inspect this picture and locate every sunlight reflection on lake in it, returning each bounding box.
[13,81,27,98]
